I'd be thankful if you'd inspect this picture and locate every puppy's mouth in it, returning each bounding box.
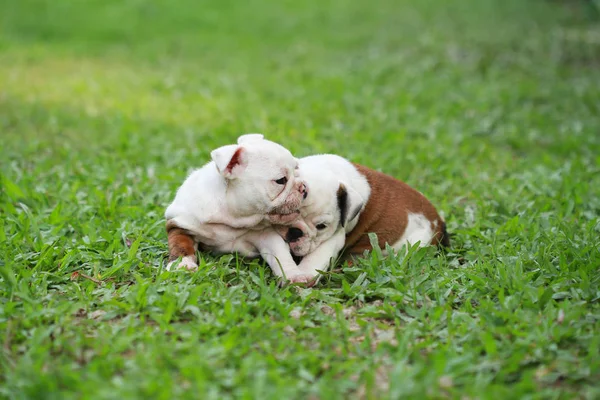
[267,206,300,225]
[269,199,301,216]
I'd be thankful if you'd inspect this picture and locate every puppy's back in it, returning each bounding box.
[344,164,449,256]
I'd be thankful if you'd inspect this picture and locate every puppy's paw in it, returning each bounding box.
[166,256,198,272]
[267,211,300,225]
[282,272,318,288]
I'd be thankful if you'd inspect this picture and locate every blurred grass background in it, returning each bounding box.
[2,0,598,157]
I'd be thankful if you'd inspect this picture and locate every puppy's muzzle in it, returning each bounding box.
[286,227,304,243]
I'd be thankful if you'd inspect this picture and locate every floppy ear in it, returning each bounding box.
[211,144,248,178]
[237,133,264,145]
[337,182,364,228]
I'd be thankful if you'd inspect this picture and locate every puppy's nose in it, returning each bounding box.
[286,227,304,243]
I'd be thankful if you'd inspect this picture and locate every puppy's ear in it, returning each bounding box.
[337,182,364,228]
[211,144,248,178]
[237,133,264,144]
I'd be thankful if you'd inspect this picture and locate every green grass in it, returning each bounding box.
[1,0,600,398]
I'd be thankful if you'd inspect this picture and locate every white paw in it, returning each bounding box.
[284,272,318,287]
[166,256,198,272]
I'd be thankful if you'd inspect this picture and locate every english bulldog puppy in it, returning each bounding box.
[279,154,449,284]
[165,134,314,285]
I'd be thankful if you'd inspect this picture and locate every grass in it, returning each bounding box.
[1,0,599,398]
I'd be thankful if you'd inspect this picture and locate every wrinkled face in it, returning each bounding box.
[279,184,344,257]
[274,161,358,256]
[274,158,366,256]
[226,138,308,217]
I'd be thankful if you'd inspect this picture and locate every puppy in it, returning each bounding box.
[165,134,314,284]
[279,154,449,282]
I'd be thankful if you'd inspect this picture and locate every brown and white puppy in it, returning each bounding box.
[278,154,449,283]
[165,134,315,285]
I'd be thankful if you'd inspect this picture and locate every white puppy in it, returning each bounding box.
[278,154,449,285]
[165,134,314,284]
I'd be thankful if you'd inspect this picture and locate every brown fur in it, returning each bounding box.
[166,220,197,263]
[344,163,449,256]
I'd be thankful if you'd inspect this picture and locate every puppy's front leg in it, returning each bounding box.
[296,230,346,285]
[248,230,315,286]
[166,220,198,271]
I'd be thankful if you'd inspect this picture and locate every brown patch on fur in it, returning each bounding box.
[166,220,197,262]
[343,164,449,257]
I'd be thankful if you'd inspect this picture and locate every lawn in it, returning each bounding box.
[1,0,599,398]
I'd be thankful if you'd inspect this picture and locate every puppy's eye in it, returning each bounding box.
[316,223,327,230]
[275,177,288,185]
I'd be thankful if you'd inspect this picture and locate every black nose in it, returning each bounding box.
[286,227,304,242]
[303,191,308,199]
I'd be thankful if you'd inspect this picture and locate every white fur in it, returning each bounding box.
[165,134,312,283]
[272,154,370,282]
[280,155,437,282]
[294,230,347,285]
[281,154,370,257]
[391,213,435,251]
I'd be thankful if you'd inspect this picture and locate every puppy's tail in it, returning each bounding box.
[437,220,451,248]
